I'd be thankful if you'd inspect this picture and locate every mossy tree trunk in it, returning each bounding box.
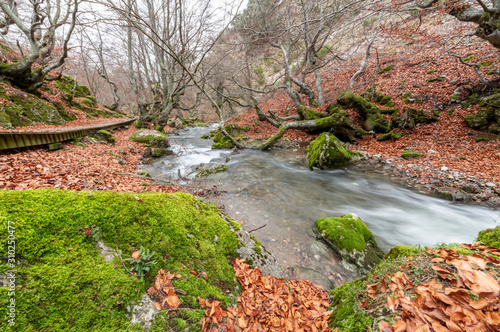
[0,0,78,91]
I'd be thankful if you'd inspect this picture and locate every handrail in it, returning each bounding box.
[0,118,136,150]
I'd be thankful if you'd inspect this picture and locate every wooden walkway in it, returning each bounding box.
[0,118,136,150]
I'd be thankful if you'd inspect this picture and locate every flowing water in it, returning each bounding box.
[142,125,500,286]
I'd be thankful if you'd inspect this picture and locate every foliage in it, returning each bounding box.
[124,246,157,280]
[378,64,395,74]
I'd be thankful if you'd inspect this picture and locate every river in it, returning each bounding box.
[141,125,500,287]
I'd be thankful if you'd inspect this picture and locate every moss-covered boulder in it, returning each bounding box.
[315,214,385,275]
[477,226,500,247]
[465,93,500,133]
[212,124,243,149]
[0,85,71,128]
[53,75,92,99]
[305,132,361,170]
[130,129,169,149]
[337,90,391,133]
[0,189,246,331]
[97,130,116,144]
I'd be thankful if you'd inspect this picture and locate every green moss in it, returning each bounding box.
[97,130,116,144]
[427,69,437,74]
[378,64,394,74]
[385,245,420,259]
[330,279,374,331]
[0,190,241,330]
[480,61,492,67]
[477,226,500,247]
[401,150,422,159]
[337,91,390,133]
[297,105,327,120]
[195,164,229,178]
[212,124,243,149]
[402,92,411,98]
[315,215,376,253]
[306,133,357,169]
[377,130,402,141]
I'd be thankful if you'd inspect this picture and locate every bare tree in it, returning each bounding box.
[0,0,80,90]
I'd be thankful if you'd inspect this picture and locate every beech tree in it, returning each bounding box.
[0,0,79,90]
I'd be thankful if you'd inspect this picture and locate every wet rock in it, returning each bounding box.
[309,241,329,256]
[130,129,169,149]
[434,187,470,202]
[223,215,284,278]
[306,132,361,170]
[462,183,480,194]
[292,266,333,290]
[314,214,385,275]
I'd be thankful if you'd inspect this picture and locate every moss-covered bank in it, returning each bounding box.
[0,189,242,331]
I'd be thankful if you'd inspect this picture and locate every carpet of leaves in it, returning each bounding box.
[375,245,500,331]
[0,126,179,192]
[199,258,333,332]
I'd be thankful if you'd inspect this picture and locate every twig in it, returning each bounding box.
[115,243,135,276]
[248,224,267,233]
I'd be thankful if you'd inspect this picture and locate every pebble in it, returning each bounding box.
[441,166,449,172]
[428,150,438,154]
[486,182,496,188]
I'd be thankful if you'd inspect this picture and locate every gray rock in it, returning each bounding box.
[292,266,333,291]
[223,216,284,279]
[127,294,159,330]
[130,129,169,149]
[309,241,329,256]
[441,166,449,172]
[427,150,438,155]
[486,182,497,188]
[435,187,470,202]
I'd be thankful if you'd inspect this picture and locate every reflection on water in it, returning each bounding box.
[142,125,500,285]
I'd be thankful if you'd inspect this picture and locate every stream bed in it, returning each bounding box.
[141,125,500,287]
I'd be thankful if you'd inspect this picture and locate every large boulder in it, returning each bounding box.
[129,129,169,148]
[305,132,361,169]
[315,214,385,275]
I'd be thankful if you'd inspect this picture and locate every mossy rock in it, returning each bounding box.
[130,129,169,149]
[377,130,402,141]
[401,150,422,159]
[466,93,500,132]
[97,130,116,144]
[477,226,500,247]
[315,214,384,275]
[150,148,173,158]
[53,75,91,99]
[385,245,420,259]
[0,190,244,331]
[212,124,243,149]
[305,132,361,170]
[0,86,72,127]
[337,91,390,133]
[196,164,229,178]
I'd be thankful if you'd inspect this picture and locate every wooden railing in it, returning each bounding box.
[0,118,136,150]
